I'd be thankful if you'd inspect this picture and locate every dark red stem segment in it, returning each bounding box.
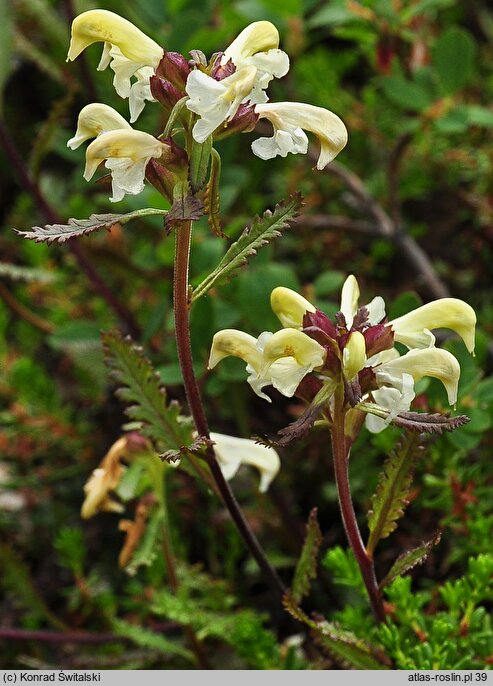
[331,402,386,623]
[172,220,286,598]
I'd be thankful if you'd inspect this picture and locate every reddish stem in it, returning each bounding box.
[331,400,386,623]
[172,219,286,598]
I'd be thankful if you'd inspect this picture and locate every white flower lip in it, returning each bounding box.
[375,347,461,406]
[253,102,348,169]
[186,66,257,143]
[211,432,280,492]
[83,129,167,202]
[67,10,163,122]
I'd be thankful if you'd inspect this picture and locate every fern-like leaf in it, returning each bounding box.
[283,595,391,669]
[16,208,168,244]
[379,531,442,588]
[112,618,193,661]
[291,508,322,604]
[367,434,424,555]
[102,330,194,457]
[191,193,303,301]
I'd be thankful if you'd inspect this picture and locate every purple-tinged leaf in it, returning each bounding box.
[15,208,168,244]
[379,531,442,588]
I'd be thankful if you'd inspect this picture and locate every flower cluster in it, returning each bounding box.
[209,276,476,433]
[66,10,347,201]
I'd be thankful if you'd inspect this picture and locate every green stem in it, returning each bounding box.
[172,220,286,598]
[331,397,386,624]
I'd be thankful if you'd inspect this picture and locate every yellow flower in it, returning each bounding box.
[390,299,476,354]
[209,327,325,400]
[83,129,169,202]
[67,103,131,150]
[67,10,164,121]
[270,286,316,328]
[252,102,348,169]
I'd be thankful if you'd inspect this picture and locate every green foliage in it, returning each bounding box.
[102,330,194,459]
[191,194,302,301]
[379,532,442,588]
[376,556,493,669]
[367,434,423,554]
[291,507,322,604]
[152,564,286,669]
[112,618,193,662]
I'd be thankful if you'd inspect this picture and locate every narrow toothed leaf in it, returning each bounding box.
[367,434,424,555]
[15,208,169,244]
[392,411,470,434]
[204,148,223,237]
[291,508,322,604]
[192,193,303,301]
[189,135,212,193]
[283,595,391,669]
[160,435,212,464]
[102,330,194,455]
[379,531,442,588]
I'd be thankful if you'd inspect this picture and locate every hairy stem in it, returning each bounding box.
[331,399,386,623]
[173,219,286,598]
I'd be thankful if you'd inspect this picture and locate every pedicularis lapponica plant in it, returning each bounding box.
[17,9,485,669]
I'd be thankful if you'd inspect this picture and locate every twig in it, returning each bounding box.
[315,152,450,299]
[0,282,54,333]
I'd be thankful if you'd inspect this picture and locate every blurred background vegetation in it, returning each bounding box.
[0,0,492,670]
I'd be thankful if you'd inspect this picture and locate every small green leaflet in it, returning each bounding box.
[15,208,169,244]
[379,531,442,588]
[102,330,194,459]
[366,434,423,556]
[283,595,391,670]
[112,617,193,661]
[291,508,322,605]
[191,193,303,302]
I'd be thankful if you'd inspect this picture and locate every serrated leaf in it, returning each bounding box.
[102,330,194,455]
[283,595,390,669]
[291,508,322,604]
[379,531,441,588]
[392,411,470,434]
[112,618,193,661]
[15,208,168,244]
[191,194,303,301]
[204,148,223,237]
[367,434,423,555]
